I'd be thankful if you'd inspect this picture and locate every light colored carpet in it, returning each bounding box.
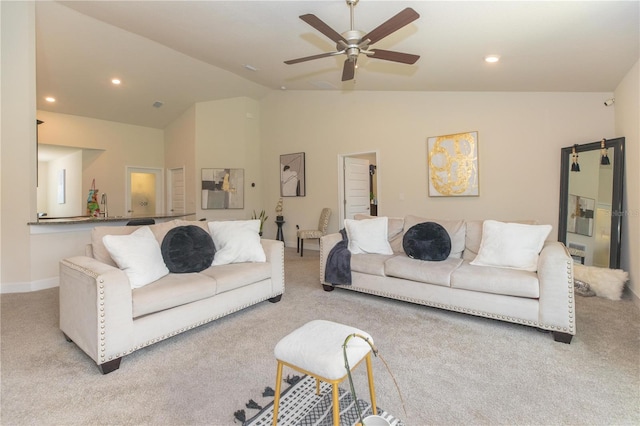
[1,248,639,425]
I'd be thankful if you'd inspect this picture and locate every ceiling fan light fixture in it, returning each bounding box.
[484,55,500,63]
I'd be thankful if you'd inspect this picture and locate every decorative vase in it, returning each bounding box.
[360,415,391,426]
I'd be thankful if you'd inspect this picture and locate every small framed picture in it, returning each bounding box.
[201,168,244,209]
[280,152,305,197]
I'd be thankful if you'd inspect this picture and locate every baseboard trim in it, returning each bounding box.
[0,277,59,294]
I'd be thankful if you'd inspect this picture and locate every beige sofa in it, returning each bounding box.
[59,220,285,374]
[320,216,575,344]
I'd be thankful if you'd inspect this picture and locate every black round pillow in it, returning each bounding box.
[161,225,215,273]
[403,222,452,261]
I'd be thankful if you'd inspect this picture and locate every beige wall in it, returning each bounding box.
[194,97,264,223]
[165,105,197,215]
[37,110,164,217]
[260,91,616,249]
[615,60,639,301]
[1,1,37,285]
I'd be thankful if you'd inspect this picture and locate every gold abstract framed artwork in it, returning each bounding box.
[201,168,244,209]
[427,131,479,197]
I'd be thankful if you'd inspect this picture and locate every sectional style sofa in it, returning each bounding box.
[320,215,575,343]
[59,219,284,373]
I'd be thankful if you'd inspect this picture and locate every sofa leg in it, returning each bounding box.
[62,332,73,343]
[553,332,573,344]
[322,284,335,292]
[268,294,282,303]
[98,358,122,374]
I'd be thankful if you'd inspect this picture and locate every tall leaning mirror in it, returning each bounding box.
[558,137,625,269]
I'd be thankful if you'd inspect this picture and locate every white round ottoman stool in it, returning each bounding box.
[272,319,378,426]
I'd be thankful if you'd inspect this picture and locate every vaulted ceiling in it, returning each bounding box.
[36,1,639,129]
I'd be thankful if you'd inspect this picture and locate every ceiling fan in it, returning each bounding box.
[284,0,420,82]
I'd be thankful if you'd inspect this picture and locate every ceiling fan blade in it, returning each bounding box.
[300,14,348,44]
[369,49,420,64]
[342,59,356,81]
[284,51,343,65]
[361,8,420,45]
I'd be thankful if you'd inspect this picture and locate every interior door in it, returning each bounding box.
[344,157,370,220]
[126,167,163,216]
[168,167,185,215]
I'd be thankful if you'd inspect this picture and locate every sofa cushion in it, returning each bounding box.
[92,219,188,266]
[451,261,540,298]
[351,253,396,276]
[345,217,393,255]
[403,222,451,261]
[403,216,466,258]
[384,255,463,287]
[470,220,551,272]
[161,225,215,273]
[463,219,538,261]
[354,214,405,253]
[200,262,272,294]
[208,220,266,266]
[132,272,218,318]
[102,226,169,289]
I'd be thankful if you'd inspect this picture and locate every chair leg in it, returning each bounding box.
[273,362,284,426]
[300,239,304,257]
[297,237,300,253]
[332,383,340,426]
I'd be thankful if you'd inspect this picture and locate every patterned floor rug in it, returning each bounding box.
[243,375,404,426]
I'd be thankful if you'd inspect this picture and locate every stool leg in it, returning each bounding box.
[315,378,320,395]
[300,239,304,257]
[273,362,284,426]
[365,353,378,415]
[332,383,340,426]
[297,237,300,253]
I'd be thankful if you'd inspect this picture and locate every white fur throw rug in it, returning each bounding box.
[573,264,629,301]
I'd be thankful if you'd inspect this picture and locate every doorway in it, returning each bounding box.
[126,167,164,216]
[337,151,379,225]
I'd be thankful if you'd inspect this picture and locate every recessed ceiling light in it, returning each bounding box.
[111,78,121,85]
[484,55,500,63]
[45,97,56,103]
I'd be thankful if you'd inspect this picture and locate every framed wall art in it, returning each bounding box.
[201,168,244,209]
[427,131,479,197]
[280,152,305,197]
[567,194,595,237]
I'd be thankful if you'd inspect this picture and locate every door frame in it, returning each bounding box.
[337,150,380,225]
[167,166,186,215]
[125,166,164,215]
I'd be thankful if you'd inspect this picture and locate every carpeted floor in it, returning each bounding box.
[1,248,639,425]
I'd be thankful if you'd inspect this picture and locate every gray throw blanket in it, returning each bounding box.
[324,228,351,285]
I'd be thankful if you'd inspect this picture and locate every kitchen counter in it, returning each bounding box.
[29,213,195,225]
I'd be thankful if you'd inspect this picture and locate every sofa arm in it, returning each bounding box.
[537,241,575,336]
[59,256,134,367]
[320,233,343,284]
[260,239,285,295]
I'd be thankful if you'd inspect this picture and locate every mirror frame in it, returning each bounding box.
[558,137,625,269]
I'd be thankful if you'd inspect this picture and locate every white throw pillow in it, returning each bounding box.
[102,226,169,288]
[208,220,266,266]
[470,220,552,272]
[345,217,393,255]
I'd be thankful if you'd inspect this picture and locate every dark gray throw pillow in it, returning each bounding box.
[403,222,451,261]
[161,225,215,273]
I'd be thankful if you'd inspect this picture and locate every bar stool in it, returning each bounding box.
[272,320,378,426]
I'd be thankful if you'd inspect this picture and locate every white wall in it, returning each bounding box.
[615,59,639,301]
[260,91,615,249]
